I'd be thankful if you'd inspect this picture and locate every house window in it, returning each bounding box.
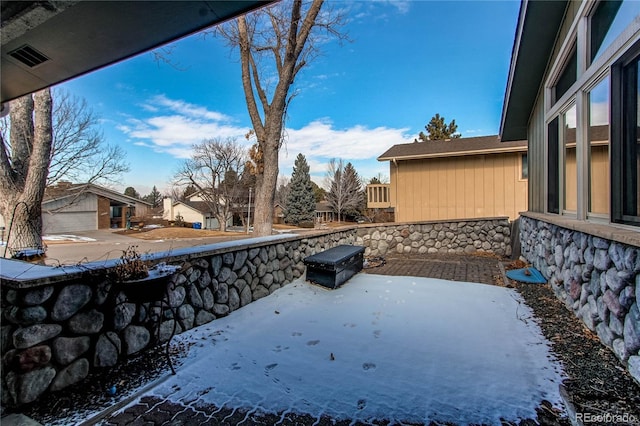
[548,117,560,214]
[563,104,578,213]
[544,0,640,225]
[111,206,122,218]
[554,45,577,103]
[521,153,528,180]
[612,45,640,225]
[588,76,610,215]
[590,0,640,64]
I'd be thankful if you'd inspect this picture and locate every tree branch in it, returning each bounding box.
[238,16,266,142]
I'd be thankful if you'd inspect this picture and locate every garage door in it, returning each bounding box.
[204,216,220,230]
[42,211,97,234]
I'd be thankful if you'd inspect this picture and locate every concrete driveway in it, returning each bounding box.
[42,229,254,266]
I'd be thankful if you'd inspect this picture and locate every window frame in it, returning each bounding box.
[543,1,640,225]
[611,39,640,225]
[586,73,611,220]
[520,153,529,181]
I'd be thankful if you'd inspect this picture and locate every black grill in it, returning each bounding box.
[8,45,49,67]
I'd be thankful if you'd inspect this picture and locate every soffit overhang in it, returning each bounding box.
[500,0,568,142]
[1,1,271,103]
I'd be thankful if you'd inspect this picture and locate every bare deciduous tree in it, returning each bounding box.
[0,89,130,256]
[325,158,362,222]
[0,89,53,256]
[47,89,129,186]
[215,0,347,236]
[173,137,247,232]
[275,175,291,207]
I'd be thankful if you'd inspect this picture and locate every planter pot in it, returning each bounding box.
[118,264,180,303]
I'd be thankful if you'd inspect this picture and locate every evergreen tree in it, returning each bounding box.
[415,113,461,142]
[143,186,162,207]
[311,181,326,202]
[181,184,197,201]
[275,176,291,207]
[124,187,140,199]
[284,153,316,225]
[342,162,363,219]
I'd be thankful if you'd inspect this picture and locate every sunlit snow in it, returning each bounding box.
[135,274,565,425]
[42,234,97,242]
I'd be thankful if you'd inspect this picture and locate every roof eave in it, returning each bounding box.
[1,1,271,103]
[500,0,568,142]
[378,144,528,162]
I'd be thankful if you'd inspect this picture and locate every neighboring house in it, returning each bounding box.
[272,202,334,224]
[273,204,285,224]
[315,201,335,223]
[375,135,528,222]
[162,196,228,230]
[35,182,150,233]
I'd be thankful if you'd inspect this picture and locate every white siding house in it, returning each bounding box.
[162,197,227,229]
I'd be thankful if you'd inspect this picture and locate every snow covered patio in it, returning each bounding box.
[105,273,565,425]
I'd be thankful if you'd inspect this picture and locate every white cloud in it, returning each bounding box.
[278,119,412,175]
[385,0,411,14]
[351,0,411,20]
[118,96,412,178]
[117,95,251,159]
[150,94,231,122]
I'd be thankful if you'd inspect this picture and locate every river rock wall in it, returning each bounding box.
[357,218,511,258]
[520,216,640,385]
[1,231,356,407]
[1,217,512,408]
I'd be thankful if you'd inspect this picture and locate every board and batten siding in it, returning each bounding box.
[390,152,527,222]
[528,85,546,213]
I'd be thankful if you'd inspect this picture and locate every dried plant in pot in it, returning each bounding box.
[113,245,181,303]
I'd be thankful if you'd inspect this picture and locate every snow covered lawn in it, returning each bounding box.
[142,274,565,425]
[42,234,97,242]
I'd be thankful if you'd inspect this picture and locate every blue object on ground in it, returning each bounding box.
[193,222,202,229]
[506,267,546,284]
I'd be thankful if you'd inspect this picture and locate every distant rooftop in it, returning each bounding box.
[378,135,527,162]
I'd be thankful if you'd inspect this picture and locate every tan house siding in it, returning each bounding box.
[391,152,527,222]
[590,144,609,214]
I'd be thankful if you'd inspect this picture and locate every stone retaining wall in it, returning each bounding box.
[519,216,640,385]
[1,217,510,407]
[357,218,511,258]
[1,231,357,407]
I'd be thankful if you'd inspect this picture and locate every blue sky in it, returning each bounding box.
[58,0,520,196]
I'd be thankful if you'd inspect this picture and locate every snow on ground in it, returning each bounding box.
[42,234,97,242]
[137,274,565,425]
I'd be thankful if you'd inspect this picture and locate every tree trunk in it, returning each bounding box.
[233,0,328,237]
[1,89,53,258]
[217,213,228,232]
[253,135,279,236]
